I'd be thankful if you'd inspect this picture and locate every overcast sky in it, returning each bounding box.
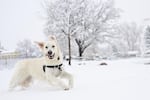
[0,0,150,50]
[115,0,150,23]
[0,0,45,51]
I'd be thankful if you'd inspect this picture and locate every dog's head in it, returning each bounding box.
[35,35,61,60]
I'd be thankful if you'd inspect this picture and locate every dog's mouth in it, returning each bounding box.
[46,53,55,59]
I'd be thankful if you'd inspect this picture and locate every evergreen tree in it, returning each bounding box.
[144,26,150,54]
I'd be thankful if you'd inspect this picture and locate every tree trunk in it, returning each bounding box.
[79,47,83,57]
[75,39,84,57]
[68,33,71,65]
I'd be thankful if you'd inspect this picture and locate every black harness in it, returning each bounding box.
[43,64,63,72]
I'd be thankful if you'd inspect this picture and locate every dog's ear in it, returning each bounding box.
[48,35,56,41]
[34,41,44,49]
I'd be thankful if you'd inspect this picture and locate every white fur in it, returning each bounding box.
[9,36,73,91]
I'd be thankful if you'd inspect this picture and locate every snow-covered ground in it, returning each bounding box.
[0,58,150,100]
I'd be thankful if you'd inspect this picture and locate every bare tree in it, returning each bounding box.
[16,39,40,58]
[116,22,142,52]
[44,0,86,65]
[43,0,120,61]
[0,42,5,51]
[73,0,120,57]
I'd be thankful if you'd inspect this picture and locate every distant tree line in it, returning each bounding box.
[15,39,41,58]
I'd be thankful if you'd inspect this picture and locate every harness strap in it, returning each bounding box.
[43,64,63,72]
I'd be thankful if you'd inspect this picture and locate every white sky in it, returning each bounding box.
[115,0,150,23]
[0,0,150,50]
[0,0,45,50]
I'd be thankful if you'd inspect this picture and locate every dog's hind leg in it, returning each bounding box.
[9,75,20,90]
[9,69,31,90]
[9,81,17,91]
[9,75,32,91]
[20,76,33,89]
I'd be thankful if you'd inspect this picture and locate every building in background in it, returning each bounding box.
[0,50,20,59]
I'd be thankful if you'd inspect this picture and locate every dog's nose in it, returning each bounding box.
[48,50,52,55]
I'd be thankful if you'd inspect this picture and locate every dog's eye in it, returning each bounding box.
[52,45,55,48]
[45,46,48,49]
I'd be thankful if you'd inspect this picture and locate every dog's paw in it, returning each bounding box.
[64,86,70,91]
[64,88,70,91]
[64,84,73,90]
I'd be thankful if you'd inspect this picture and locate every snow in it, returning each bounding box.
[0,58,150,100]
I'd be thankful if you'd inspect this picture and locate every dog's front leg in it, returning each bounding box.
[60,71,73,89]
[45,73,69,90]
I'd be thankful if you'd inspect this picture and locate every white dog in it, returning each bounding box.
[9,36,73,91]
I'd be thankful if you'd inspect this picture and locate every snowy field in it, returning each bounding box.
[0,58,150,100]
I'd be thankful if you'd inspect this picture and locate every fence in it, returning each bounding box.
[0,58,21,70]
